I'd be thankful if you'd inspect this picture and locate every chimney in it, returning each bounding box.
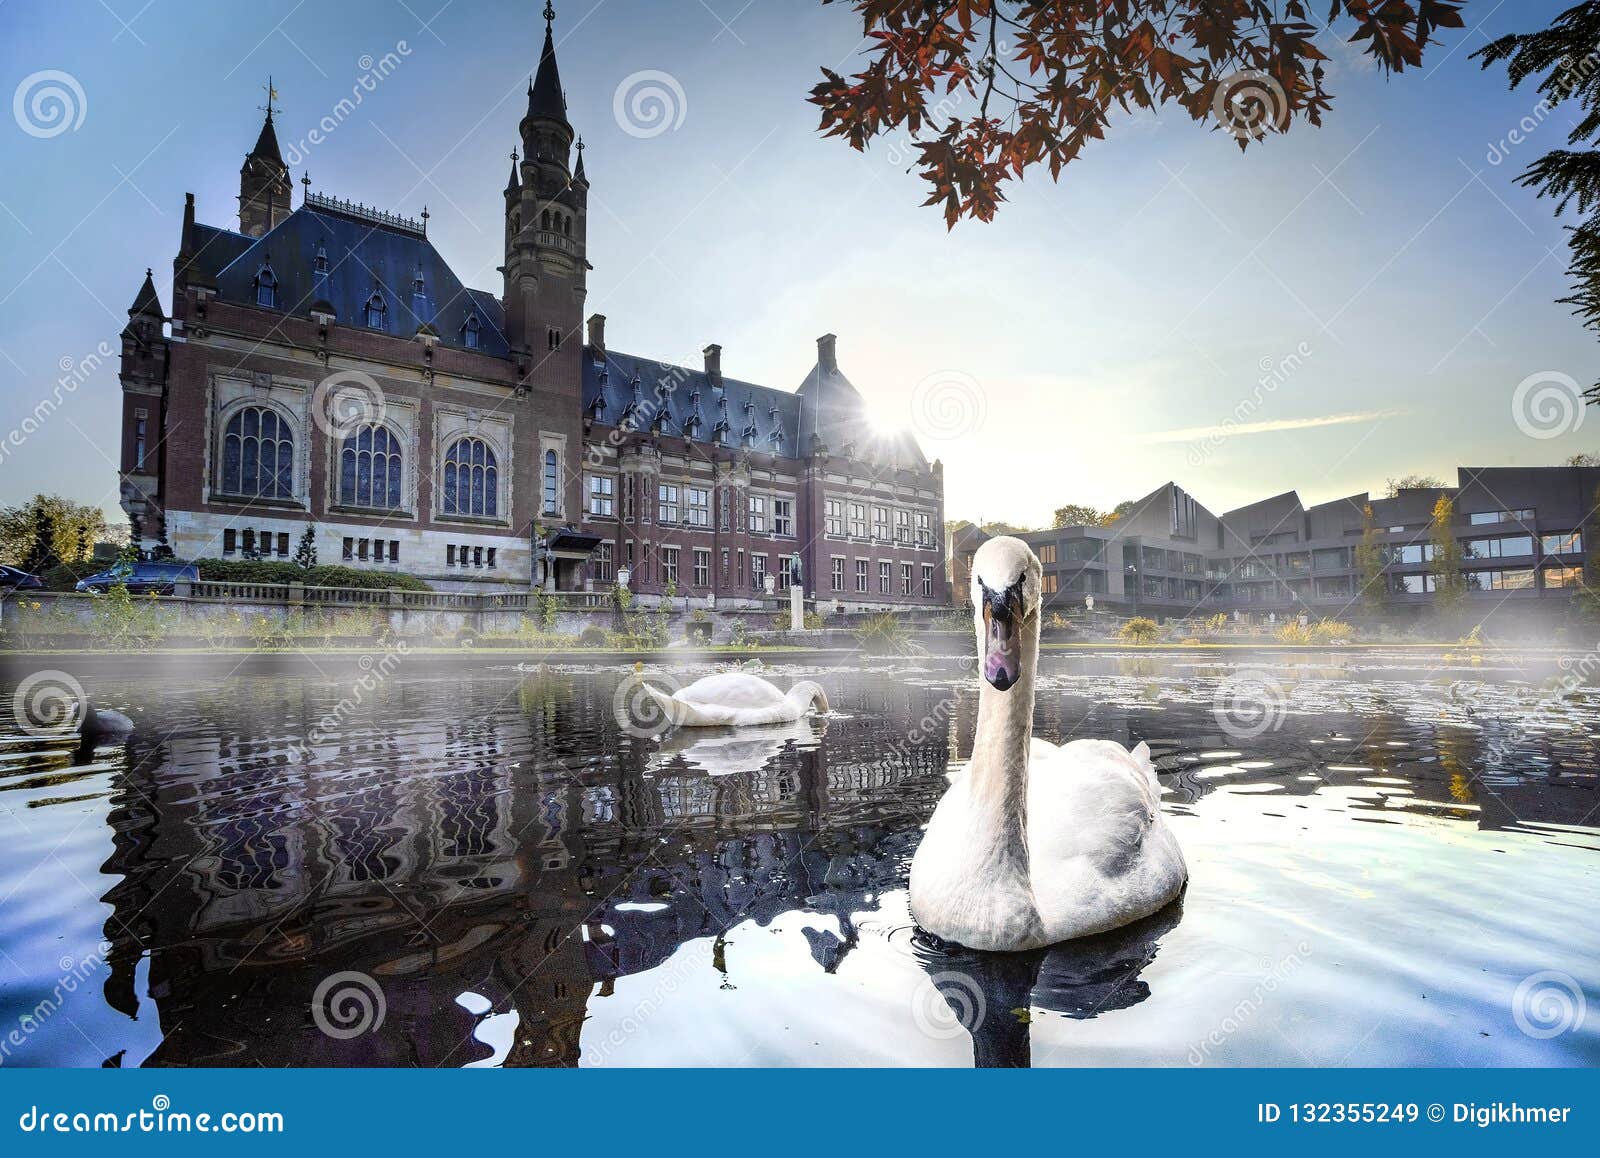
[816,333,837,373]
[703,343,722,387]
[586,313,605,357]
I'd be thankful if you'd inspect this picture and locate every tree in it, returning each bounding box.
[1428,493,1466,613]
[1101,499,1139,525]
[0,495,108,571]
[979,520,1030,535]
[812,1,1462,226]
[1385,473,1442,497]
[1052,503,1103,528]
[293,523,318,570]
[1477,6,1600,393]
[1354,502,1386,611]
[1567,452,1600,466]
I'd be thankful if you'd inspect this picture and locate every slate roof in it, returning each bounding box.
[250,110,285,166]
[529,22,568,126]
[583,348,799,453]
[193,203,509,356]
[796,361,927,470]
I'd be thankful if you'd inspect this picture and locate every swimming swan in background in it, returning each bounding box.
[70,693,134,765]
[909,536,1187,952]
[640,672,829,728]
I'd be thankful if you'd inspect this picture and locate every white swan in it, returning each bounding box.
[909,536,1187,952]
[641,672,829,728]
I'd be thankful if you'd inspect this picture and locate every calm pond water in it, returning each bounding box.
[1,650,1596,1068]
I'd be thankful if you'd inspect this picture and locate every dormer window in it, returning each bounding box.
[364,292,387,330]
[461,313,481,349]
[254,262,278,308]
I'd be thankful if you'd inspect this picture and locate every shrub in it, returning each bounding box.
[1045,611,1072,631]
[1310,619,1354,644]
[729,617,748,646]
[803,610,824,631]
[855,611,908,653]
[193,558,431,591]
[579,625,609,648]
[1275,621,1314,644]
[1204,612,1229,634]
[89,585,170,650]
[1118,617,1160,643]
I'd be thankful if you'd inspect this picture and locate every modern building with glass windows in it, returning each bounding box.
[949,466,1598,622]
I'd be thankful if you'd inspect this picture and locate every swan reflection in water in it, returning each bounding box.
[651,716,826,777]
[912,898,1184,1068]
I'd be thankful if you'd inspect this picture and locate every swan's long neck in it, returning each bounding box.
[966,612,1039,878]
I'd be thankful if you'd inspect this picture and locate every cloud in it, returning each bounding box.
[1136,408,1402,444]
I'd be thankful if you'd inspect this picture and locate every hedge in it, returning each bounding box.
[192,558,432,591]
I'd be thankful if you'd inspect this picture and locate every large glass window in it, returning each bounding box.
[922,565,934,597]
[593,542,613,583]
[748,495,767,534]
[1387,542,1437,566]
[1464,568,1535,591]
[917,511,932,547]
[221,406,294,499]
[441,436,498,518]
[661,546,679,586]
[1038,544,1058,565]
[895,509,910,543]
[825,500,843,537]
[543,450,559,516]
[1464,535,1533,559]
[878,560,891,594]
[693,548,710,588]
[1542,531,1583,555]
[831,557,844,591]
[856,558,868,593]
[751,554,767,589]
[657,483,679,524]
[687,487,710,528]
[849,503,867,539]
[339,424,403,509]
[773,498,793,537]
[873,506,889,540]
[587,475,614,517]
[1393,573,1436,594]
[1544,565,1583,589]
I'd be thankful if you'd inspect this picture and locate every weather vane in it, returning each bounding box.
[544,2,555,26]
[259,76,280,118]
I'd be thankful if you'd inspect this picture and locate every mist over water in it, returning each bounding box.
[0,650,1595,1067]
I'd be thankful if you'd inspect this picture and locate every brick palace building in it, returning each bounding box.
[116,7,946,608]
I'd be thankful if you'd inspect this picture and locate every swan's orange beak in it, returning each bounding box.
[980,580,1024,692]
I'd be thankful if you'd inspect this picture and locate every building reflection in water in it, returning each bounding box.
[96,671,957,1067]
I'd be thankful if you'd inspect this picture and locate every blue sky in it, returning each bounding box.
[0,0,1594,529]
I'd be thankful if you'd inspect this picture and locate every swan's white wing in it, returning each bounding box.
[674,672,787,710]
[1028,739,1163,876]
[1030,736,1062,762]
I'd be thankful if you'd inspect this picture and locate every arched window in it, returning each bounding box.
[364,292,387,330]
[254,263,278,308]
[543,449,558,515]
[461,314,481,350]
[541,209,551,230]
[442,436,497,518]
[221,406,294,499]
[339,424,403,509]
[563,214,571,237]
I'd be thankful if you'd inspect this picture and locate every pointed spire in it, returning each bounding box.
[250,77,286,167]
[528,3,569,125]
[129,268,164,320]
[573,136,587,184]
[505,148,521,195]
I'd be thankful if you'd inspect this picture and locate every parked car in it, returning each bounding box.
[75,562,199,595]
[0,565,44,590]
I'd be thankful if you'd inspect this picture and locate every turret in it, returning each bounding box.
[239,85,292,237]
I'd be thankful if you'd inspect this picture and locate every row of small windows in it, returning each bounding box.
[221,528,290,557]
[540,208,573,235]
[251,262,485,348]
